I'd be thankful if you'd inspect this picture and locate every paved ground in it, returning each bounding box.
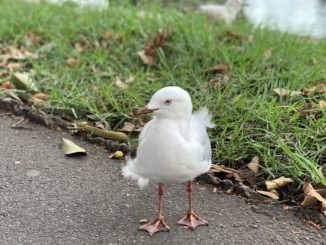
[0,111,325,245]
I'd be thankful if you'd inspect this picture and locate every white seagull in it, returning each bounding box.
[122,86,214,235]
[198,0,244,24]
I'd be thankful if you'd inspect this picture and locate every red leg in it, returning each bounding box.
[177,181,208,230]
[139,183,170,235]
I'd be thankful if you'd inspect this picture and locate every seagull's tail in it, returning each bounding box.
[122,158,149,188]
[192,107,215,129]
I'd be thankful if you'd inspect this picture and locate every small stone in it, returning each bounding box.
[139,219,148,223]
[14,161,20,164]
[26,170,40,177]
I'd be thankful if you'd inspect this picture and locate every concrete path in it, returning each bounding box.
[0,112,325,245]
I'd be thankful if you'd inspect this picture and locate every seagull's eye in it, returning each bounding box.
[164,99,172,105]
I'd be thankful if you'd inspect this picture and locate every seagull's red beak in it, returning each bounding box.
[133,107,157,116]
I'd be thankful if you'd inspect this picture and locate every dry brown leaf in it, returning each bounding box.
[302,182,326,216]
[303,82,326,94]
[204,63,229,75]
[25,32,42,47]
[66,58,78,66]
[263,48,272,60]
[256,190,279,200]
[5,62,22,71]
[0,45,35,62]
[115,76,127,89]
[74,42,84,52]
[154,26,173,47]
[137,50,155,65]
[32,92,49,100]
[266,176,294,191]
[138,26,172,66]
[0,81,14,89]
[102,31,120,40]
[273,88,303,97]
[224,31,242,42]
[319,101,326,108]
[126,75,135,84]
[247,156,259,174]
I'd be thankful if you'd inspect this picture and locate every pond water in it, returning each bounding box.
[244,0,326,38]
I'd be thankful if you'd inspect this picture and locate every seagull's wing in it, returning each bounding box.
[191,108,214,161]
[139,120,153,144]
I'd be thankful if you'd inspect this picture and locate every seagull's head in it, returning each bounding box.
[134,86,192,120]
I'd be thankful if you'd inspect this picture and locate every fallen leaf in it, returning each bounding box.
[263,48,272,60]
[102,31,120,40]
[303,82,326,94]
[273,88,303,97]
[309,57,317,65]
[74,41,84,52]
[137,49,156,66]
[319,101,326,108]
[118,122,142,132]
[115,76,127,89]
[5,62,22,71]
[203,63,229,75]
[256,190,279,200]
[137,26,172,66]
[27,92,49,106]
[11,72,38,91]
[154,26,172,47]
[247,156,259,174]
[0,45,36,62]
[126,75,135,84]
[31,92,49,100]
[62,138,87,155]
[265,176,294,191]
[0,81,14,89]
[224,31,242,42]
[301,182,326,216]
[66,58,78,66]
[25,31,42,47]
[96,122,106,129]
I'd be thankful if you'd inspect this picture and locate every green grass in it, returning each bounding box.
[0,0,325,185]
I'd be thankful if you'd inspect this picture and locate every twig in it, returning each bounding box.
[11,117,26,128]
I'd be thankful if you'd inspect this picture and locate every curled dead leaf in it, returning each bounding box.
[138,26,172,66]
[66,58,79,66]
[247,156,259,174]
[273,88,303,97]
[74,42,84,52]
[301,182,326,216]
[137,49,156,66]
[27,92,49,106]
[203,63,229,75]
[263,48,272,60]
[318,101,326,109]
[115,76,127,89]
[11,72,38,91]
[265,176,293,191]
[256,190,279,200]
[303,82,326,94]
[0,81,14,89]
[62,138,87,155]
[118,122,142,132]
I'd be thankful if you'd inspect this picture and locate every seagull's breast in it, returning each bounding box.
[135,119,210,183]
